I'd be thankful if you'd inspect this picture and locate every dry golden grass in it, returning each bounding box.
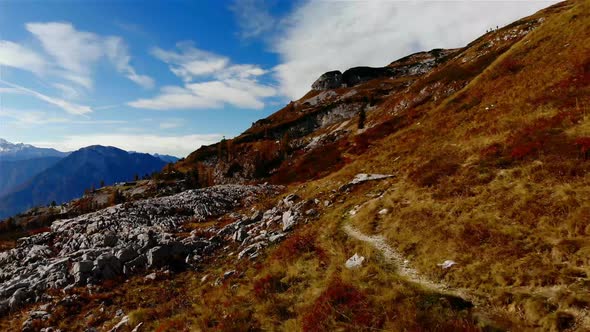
[2,2,588,331]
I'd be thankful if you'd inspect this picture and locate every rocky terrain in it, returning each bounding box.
[0,185,290,316]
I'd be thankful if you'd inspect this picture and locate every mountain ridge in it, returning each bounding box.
[0,145,167,218]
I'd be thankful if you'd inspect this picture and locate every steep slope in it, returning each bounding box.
[0,1,588,331]
[0,146,166,219]
[0,139,68,161]
[0,157,62,195]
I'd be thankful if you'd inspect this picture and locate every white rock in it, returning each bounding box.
[378,208,389,215]
[282,211,297,232]
[108,315,129,332]
[345,253,365,269]
[437,260,457,269]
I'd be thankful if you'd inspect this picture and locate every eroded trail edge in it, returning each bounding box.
[343,223,473,303]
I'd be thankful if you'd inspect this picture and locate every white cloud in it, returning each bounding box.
[129,78,275,110]
[104,36,155,88]
[0,40,47,74]
[152,41,229,82]
[0,109,70,126]
[0,108,127,127]
[130,42,276,110]
[53,83,81,99]
[30,133,223,157]
[0,79,92,115]
[25,22,153,89]
[273,1,558,99]
[159,120,183,129]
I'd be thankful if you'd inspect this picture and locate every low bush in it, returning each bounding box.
[273,229,328,265]
[301,279,382,331]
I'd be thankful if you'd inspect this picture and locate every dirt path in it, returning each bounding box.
[343,223,473,302]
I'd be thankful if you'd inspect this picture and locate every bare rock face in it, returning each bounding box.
[342,66,395,87]
[312,70,343,90]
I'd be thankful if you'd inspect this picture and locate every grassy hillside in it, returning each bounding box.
[1,1,588,331]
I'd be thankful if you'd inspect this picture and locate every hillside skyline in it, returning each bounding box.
[0,1,556,157]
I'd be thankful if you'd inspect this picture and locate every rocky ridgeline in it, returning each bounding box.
[311,49,453,91]
[0,184,282,316]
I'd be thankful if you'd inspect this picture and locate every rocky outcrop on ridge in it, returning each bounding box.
[312,49,457,91]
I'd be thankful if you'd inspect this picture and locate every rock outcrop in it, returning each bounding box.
[0,184,280,315]
[312,70,343,90]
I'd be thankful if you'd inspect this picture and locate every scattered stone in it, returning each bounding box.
[345,253,365,269]
[378,208,389,215]
[144,273,157,281]
[108,315,129,332]
[223,270,236,279]
[437,260,457,269]
[268,233,286,243]
[340,173,395,191]
[232,227,248,242]
[200,275,209,284]
[131,322,143,332]
[282,211,297,232]
[115,247,138,263]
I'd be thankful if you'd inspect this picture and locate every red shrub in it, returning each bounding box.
[575,137,590,159]
[510,141,543,159]
[507,111,582,160]
[500,57,525,74]
[273,230,328,265]
[301,279,383,331]
[480,143,502,158]
[253,273,288,298]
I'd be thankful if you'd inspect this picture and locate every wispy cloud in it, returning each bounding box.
[25,22,154,89]
[0,22,152,91]
[0,108,126,127]
[0,79,92,115]
[152,41,229,82]
[129,42,276,110]
[0,40,47,74]
[159,120,184,129]
[30,133,223,157]
[230,0,277,39]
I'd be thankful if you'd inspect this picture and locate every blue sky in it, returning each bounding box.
[0,0,556,157]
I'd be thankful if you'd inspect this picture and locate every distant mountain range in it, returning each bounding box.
[0,141,171,219]
[0,138,68,161]
[152,153,179,163]
[0,157,63,196]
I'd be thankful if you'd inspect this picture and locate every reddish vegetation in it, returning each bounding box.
[273,229,328,265]
[480,143,502,158]
[507,111,582,160]
[499,57,525,74]
[253,273,288,298]
[271,142,347,185]
[410,152,462,187]
[532,56,590,108]
[575,137,590,159]
[351,115,409,155]
[301,279,382,332]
